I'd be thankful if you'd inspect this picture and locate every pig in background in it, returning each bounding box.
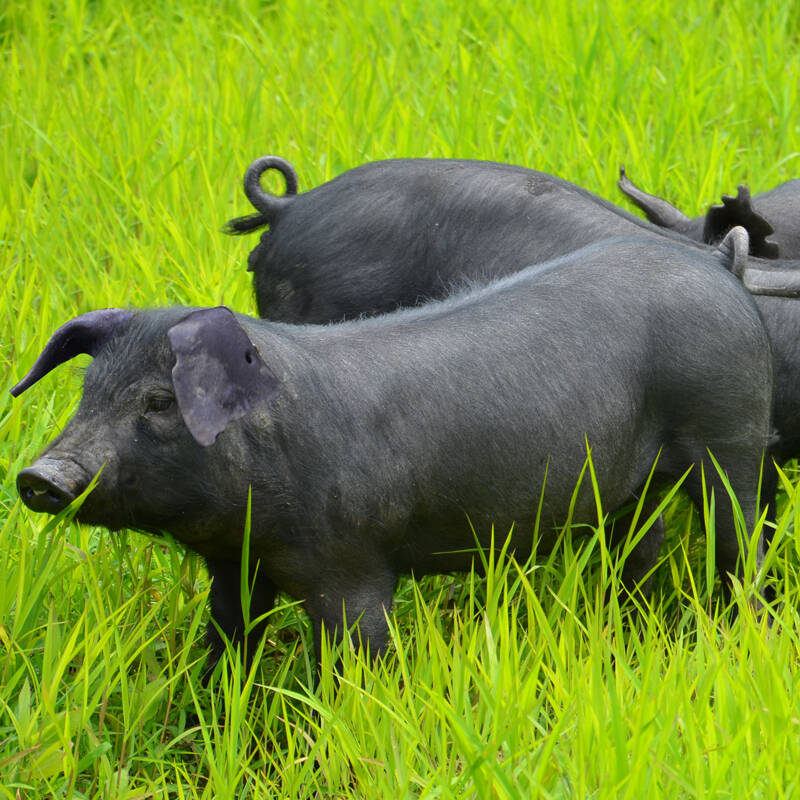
[228,156,800,522]
[227,156,795,324]
[13,231,775,674]
[618,166,800,259]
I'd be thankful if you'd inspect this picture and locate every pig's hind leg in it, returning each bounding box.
[609,496,667,601]
[679,448,767,601]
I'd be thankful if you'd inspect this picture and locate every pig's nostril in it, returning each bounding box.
[31,485,65,503]
[17,468,77,514]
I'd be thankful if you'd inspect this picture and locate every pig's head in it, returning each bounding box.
[703,185,780,258]
[13,306,281,547]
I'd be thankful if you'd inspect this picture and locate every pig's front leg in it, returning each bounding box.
[307,568,398,673]
[203,556,277,681]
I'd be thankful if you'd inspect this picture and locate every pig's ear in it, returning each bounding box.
[168,306,281,447]
[703,184,779,258]
[10,309,134,397]
[713,225,749,278]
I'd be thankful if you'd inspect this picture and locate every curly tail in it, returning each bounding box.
[225,156,299,235]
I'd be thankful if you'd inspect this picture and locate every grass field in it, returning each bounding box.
[3,0,800,796]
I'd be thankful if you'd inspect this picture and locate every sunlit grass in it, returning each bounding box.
[2,0,800,795]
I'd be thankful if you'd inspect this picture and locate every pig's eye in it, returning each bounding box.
[144,393,175,414]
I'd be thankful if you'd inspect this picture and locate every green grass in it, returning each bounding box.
[3,0,800,796]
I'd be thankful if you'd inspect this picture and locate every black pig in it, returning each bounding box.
[618,166,800,259]
[226,156,794,324]
[14,232,773,671]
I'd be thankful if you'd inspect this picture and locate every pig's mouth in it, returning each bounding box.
[18,456,225,547]
[17,461,135,533]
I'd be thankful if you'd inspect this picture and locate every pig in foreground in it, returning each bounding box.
[618,166,800,259]
[14,233,772,672]
[226,156,795,324]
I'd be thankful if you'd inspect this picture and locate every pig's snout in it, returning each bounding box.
[17,462,80,514]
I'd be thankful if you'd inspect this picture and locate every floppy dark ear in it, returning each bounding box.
[10,309,133,397]
[703,184,779,258]
[168,306,281,446]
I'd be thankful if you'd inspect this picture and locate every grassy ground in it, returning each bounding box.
[3,0,800,796]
